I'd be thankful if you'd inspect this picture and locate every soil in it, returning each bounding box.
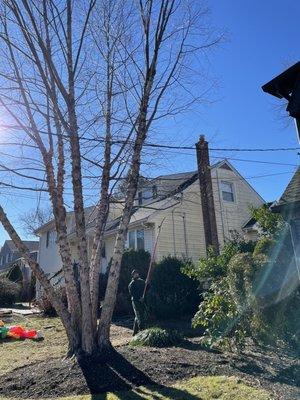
[0,322,299,400]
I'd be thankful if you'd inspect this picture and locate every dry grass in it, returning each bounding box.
[0,317,272,400]
[0,316,132,376]
[0,316,66,376]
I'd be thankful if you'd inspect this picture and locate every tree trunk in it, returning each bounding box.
[98,108,149,346]
[0,205,80,354]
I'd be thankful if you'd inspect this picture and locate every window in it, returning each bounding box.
[152,185,158,199]
[221,181,234,202]
[129,230,135,249]
[138,188,154,205]
[136,229,145,250]
[127,229,145,250]
[138,191,143,206]
[46,230,56,247]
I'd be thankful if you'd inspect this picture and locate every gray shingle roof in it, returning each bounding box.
[277,167,300,205]
[5,240,39,252]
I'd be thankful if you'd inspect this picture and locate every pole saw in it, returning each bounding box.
[132,217,166,335]
[142,217,166,300]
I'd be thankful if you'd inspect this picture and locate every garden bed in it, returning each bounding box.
[0,317,299,399]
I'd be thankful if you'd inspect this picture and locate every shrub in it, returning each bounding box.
[101,249,151,316]
[253,237,275,257]
[131,327,182,347]
[148,256,199,320]
[251,204,284,236]
[0,277,20,306]
[184,239,256,285]
[186,225,300,351]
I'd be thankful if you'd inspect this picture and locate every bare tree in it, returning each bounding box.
[0,0,221,357]
[20,208,52,236]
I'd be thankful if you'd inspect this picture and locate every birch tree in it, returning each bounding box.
[0,0,221,357]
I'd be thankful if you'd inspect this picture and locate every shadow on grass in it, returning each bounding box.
[79,348,199,400]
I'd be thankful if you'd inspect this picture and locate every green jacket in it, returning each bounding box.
[128,278,145,301]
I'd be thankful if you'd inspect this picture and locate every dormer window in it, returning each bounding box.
[152,185,158,199]
[138,188,153,206]
[138,191,143,206]
[137,187,156,205]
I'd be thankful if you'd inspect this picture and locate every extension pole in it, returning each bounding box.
[142,217,166,299]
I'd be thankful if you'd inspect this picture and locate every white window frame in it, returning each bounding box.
[126,229,145,250]
[137,188,154,205]
[220,181,235,203]
[46,230,57,247]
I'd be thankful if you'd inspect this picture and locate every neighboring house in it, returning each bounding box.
[35,159,264,280]
[272,167,300,265]
[0,240,39,271]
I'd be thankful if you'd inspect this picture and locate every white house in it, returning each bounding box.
[35,160,264,278]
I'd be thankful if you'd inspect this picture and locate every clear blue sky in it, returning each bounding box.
[0,0,299,244]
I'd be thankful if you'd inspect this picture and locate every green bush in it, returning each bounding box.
[148,256,199,320]
[184,211,299,351]
[253,237,275,257]
[101,249,151,316]
[0,277,20,306]
[184,239,256,284]
[131,327,182,347]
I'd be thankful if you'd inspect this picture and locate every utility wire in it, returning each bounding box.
[0,137,299,152]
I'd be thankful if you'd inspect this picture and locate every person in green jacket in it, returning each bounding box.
[128,269,146,335]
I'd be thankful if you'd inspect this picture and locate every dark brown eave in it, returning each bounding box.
[271,200,300,215]
[262,62,300,99]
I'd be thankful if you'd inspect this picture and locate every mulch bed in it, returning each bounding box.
[0,337,299,399]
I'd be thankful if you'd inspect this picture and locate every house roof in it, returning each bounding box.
[276,167,300,206]
[2,240,39,253]
[36,159,259,236]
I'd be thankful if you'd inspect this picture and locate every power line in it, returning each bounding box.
[1,136,299,152]
[211,157,298,167]
[143,143,300,152]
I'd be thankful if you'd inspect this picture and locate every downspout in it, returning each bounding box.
[181,193,189,258]
[171,209,177,256]
[288,222,300,281]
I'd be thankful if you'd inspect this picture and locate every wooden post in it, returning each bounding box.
[196,135,219,254]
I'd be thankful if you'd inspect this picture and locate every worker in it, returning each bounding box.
[128,269,147,335]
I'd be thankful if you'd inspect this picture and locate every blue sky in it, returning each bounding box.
[0,0,299,244]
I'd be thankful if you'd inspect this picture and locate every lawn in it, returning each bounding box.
[0,316,66,376]
[0,316,279,400]
[1,376,271,400]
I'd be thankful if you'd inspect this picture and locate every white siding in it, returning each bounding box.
[37,162,264,274]
[153,182,206,263]
[211,166,263,242]
[152,165,263,264]
[38,232,62,274]
[102,226,155,272]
